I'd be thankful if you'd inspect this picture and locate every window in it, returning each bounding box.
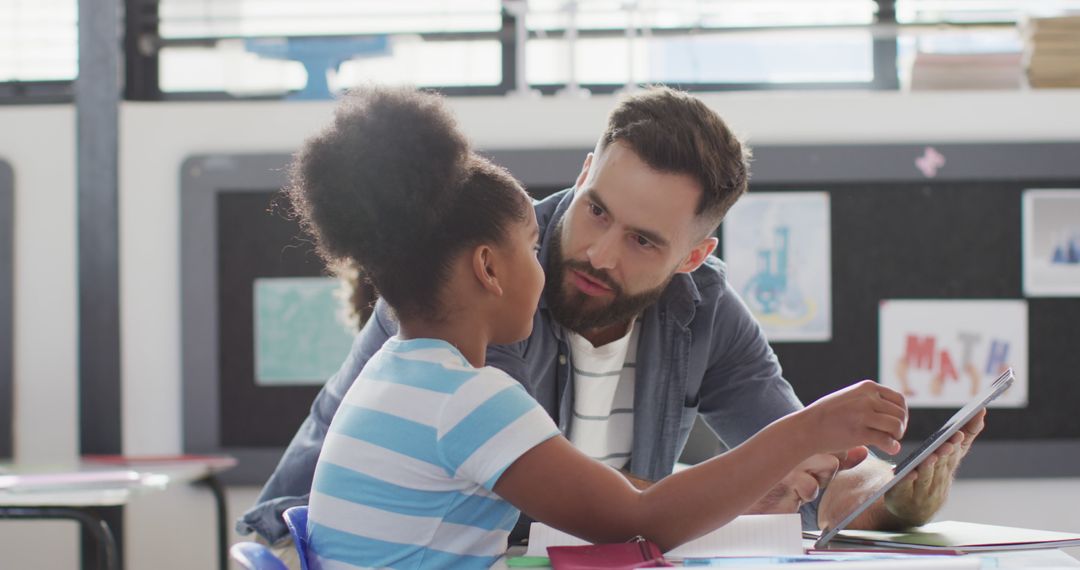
[157,0,504,95]
[0,0,77,83]
[5,0,1080,102]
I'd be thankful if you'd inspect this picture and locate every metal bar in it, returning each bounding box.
[124,0,161,101]
[0,162,12,459]
[196,475,230,570]
[499,4,516,95]
[149,19,1017,45]
[77,0,123,457]
[872,0,900,90]
[0,506,119,570]
[77,0,125,566]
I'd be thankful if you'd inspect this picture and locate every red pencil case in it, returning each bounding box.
[547,537,673,569]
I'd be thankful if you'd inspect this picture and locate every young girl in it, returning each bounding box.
[288,86,907,569]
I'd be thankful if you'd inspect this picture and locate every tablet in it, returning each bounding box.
[813,367,1015,549]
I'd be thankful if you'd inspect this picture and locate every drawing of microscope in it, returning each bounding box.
[745,227,790,315]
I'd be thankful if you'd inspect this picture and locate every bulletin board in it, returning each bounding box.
[741,142,1080,478]
[180,151,585,483]
[181,143,1080,483]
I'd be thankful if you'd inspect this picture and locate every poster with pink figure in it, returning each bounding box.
[879,299,1028,408]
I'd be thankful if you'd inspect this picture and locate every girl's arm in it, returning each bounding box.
[494,380,906,551]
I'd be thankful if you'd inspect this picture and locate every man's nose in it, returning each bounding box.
[586,229,619,270]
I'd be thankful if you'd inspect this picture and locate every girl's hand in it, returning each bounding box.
[800,380,908,455]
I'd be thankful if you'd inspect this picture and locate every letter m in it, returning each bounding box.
[904,335,936,370]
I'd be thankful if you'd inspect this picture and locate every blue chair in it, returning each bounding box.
[229,542,288,570]
[283,505,311,570]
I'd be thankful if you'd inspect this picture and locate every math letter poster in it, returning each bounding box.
[879,299,1028,408]
[1023,189,1080,297]
[723,192,831,342]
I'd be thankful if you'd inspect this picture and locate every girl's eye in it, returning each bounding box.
[588,202,603,217]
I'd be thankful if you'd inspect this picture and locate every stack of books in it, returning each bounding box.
[908,32,1024,90]
[910,51,1024,90]
[1024,15,1080,88]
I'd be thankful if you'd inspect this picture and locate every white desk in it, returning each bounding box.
[493,546,1080,569]
[0,456,235,570]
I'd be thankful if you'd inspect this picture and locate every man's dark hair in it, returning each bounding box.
[285,86,529,322]
[600,86,751,229]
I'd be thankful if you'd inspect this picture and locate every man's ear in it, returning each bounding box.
[471,245,504,296]
[574,152,593,191]
[676,236,718,274]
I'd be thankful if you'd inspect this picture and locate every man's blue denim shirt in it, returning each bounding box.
[238,188,814,544]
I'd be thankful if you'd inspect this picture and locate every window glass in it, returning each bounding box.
[0,0,77,82]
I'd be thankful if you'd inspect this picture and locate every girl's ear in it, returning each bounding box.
[471,244,504,296]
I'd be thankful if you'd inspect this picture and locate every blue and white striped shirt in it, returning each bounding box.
[307,337,560,569]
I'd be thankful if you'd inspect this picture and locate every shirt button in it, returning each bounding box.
[559,355,567,365]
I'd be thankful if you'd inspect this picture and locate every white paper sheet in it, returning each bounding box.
[524,513,803,558]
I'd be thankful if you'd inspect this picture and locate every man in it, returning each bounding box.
[238,86,983,547]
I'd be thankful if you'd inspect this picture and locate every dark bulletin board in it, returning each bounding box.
[182,152,590,483]
[217,191,327,447]
[736,142,1080,478]
[737,182,1080,444]
[0,159,12,460]
[183,144,1080,483]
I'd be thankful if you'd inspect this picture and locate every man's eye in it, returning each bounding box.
[635,235,652,248]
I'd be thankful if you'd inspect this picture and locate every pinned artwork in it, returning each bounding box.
[723,192,831,342]
[253,277,355,386]
[1023,189,1080,297]
[915,146,946,179]
[879,300,1028,408]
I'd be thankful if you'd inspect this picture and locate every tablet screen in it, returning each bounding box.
[814,368,1015,549]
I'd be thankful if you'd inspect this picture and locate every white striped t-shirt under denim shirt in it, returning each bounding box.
[306,337,560,570]
[566,322,640,469]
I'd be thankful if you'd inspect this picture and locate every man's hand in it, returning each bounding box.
[748,447,868,515]
[882,409,985,526]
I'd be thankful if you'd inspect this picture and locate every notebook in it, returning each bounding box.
[807,520,1080,553]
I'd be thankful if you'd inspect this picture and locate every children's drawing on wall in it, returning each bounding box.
[1023,189,1080,297]
[723,192,831,342]
[879,299,1028,408]
[253,276,355,386]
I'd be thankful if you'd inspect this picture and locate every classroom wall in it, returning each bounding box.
[0,105,79,568]
[4,89,1080,569]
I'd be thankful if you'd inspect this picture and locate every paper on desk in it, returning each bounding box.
[824,520,1080,552]
[668,514,804,559]
[525,514,803,558]
[685,558,980,570]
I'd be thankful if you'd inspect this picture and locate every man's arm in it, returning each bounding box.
[235,299,397,543]
[818,410,985,530]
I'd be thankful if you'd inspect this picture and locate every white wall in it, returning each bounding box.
[5,89,1080,569]
[0,105,79,568]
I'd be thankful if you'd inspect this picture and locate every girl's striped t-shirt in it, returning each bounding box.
[307,337,560,570]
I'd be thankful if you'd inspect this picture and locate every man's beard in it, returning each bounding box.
[544,219,672,335]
